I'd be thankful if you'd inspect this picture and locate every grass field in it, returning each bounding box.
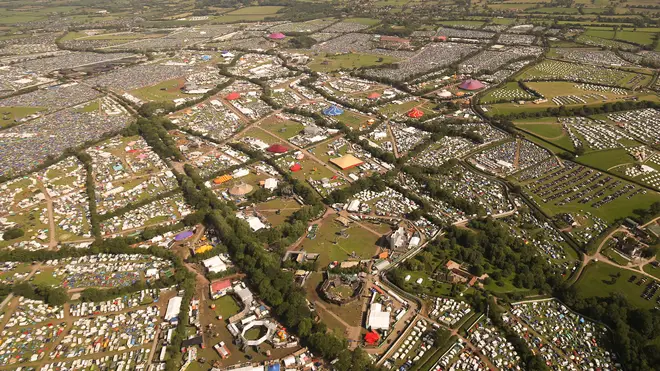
[131,78,198,103]
[299,216,381,267]
[307,53,398,73]
[575,148,633,171]
[575,262,657,310]
[0,106,44,128]
[258,116,304,139]
[225,6,283,15]
[515,120,575,151]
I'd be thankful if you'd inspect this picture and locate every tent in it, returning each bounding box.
[229,183,253,196]
[407,107,424,118]
[367,92,381,100]
[267,144,289,153]
[364,331,380,345]
[225,92,240,100]
[290,163,302,172]
[268,32,286,40]
[323,105,344,116]
[330,154,364,170]
[459,79,485,91]
[175,231,194,241]
[437,90,452,98]
[213,174,233,184]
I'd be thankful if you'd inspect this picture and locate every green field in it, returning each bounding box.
[225,6,284,15]
[131,78,196,103]
[0,106,45,128]
[575,148,633,171]
[307,52,398,72]
[515,120,574,151]
[299,216,381,267]
[575,262,657,310]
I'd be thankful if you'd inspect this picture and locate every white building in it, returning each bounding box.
[165,296,183,323]
[202,255,227,274]
[367,302,390,330]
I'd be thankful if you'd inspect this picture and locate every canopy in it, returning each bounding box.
[364,330,380,345]
[290,163,302,172]
[367,92,381,100]
[459,79,485,91]
[407,107,424,118]
[323,105,344,116]
[175,231,193,241]
[225,92,240,100]
[229,183,253,196]
[267,144,289,153]
[268,32,286,40]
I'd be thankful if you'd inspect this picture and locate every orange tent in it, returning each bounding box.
[407,107,424,118]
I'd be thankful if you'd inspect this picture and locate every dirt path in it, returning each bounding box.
[572,226,660,283]
[386,122,400,158]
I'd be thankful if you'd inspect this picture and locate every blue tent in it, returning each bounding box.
[268,365,281,371]
[323,105,344,116]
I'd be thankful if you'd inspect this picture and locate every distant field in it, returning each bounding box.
[0,106,44,128]
[307,52,398,72]
[575,262,657,310]
[225,6,283,15]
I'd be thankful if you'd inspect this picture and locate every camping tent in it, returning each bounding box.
[290,163,302,172]
[323,105,344,116]
[367,92,381,100]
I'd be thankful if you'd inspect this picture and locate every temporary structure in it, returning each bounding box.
[329,154,364,170]
[266,144,289,153]
[459,79,485,90]
[229,183,253,196]
[268,32,286,40]
[323,105,344,116]
[407,107,424,118]
[225,92,240,100]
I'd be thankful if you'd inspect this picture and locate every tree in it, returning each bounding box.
[3,228,24,240]
[46,288,69,306]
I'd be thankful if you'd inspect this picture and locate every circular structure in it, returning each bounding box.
[323,105,344,116]
[368,92,381,100]
[437,90,452,98]
[320,274,365,306]
[407,107,424,118]
[289,163,302,172]
[459,79,485,91]
[268,32,286,40]
[229,183,254,196]
[240,320,277,347]
[266,144,289,153]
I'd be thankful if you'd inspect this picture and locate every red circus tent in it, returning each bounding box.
[268,32,286,40]
[407,107,424,118]
[367,92,381,100]
[364,331,380,345]
[267,144,289,153]
[459,79,485,91]
[225,92,240,100]
[290,163,302,172]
